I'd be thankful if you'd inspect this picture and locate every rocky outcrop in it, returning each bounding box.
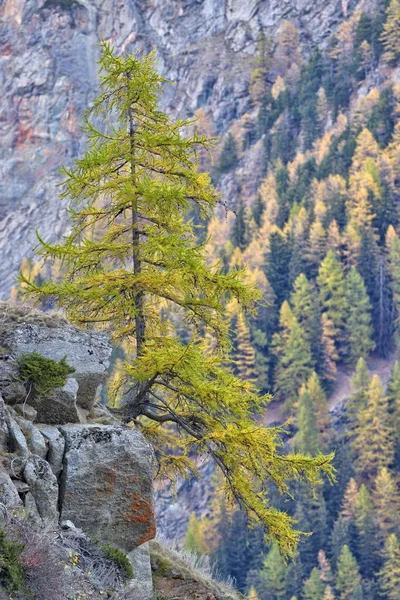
[0,0,368,298]
[60,424,156,552]
[0,303,156,599]
[1,303,112,411]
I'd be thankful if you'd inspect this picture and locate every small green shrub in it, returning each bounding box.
[0,529,27,593]
[17,352,75,397]
[101,545,134,579]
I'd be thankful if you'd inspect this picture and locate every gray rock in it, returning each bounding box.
[0,358,26,405]
[15,417,47,459]
[31,377,81,424]
[6,414,29,457]
[4,322,111,411]
[14,403,37,422]
[0,396,9,450]
[24,491,43,526]
[127,543,153,600]
[0,471,23,511]
[39,426,66,477]
[12,480,30,494]
[59,425,155,552]
[88,403,119,425]
[23,455,59,524]
[60,519,76,530]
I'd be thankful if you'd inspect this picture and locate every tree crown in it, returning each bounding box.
[22,43,334,557]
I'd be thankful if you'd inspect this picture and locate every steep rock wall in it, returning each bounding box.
[0,0,364,296]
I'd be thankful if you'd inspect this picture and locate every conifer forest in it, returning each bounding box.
[4,0,400,599]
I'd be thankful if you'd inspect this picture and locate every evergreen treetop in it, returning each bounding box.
[381,0,400,65]
[379,534,400,600]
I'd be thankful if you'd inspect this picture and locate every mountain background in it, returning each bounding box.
[2,0,400,599]
[1,0,370,295]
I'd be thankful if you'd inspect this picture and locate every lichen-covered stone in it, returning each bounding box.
[6,413,29,457]
[31,377,81,424]
[15,417,47,458]
[59,424,156,552]
[23,455,59,524]
[1,311,112,411]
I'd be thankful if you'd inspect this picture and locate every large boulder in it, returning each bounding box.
[59,425,156,552]
[1,305,112,411]
[30,377,81,425]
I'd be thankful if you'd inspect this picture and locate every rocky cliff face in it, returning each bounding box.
[0,302,242,599]
[0,302,155,599]
[0,0,365,297]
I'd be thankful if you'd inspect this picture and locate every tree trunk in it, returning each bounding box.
[128,87,148,417]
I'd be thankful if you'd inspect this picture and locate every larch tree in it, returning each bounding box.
[327,220,342,258]
[302,567,325,600]
[352,375,394,481]
[290,274,322,366]
[322,586,336,600]
[294,387,320,456]
[373,467,400,543]
[22,43,333,556]
[317,251,347,358]
[386,225,400,342]
[307,220,327,277]
[271,299,295,368]
[335,545,363,600]
[379,534,400,600]
[354,484,380,577]
[273,317,314,411]
[381,0,400,65]
[343,268,375,366]
[346,357,370,431]
[320,312,338,384]
[256,543,288,600]
[247,586,259,600]
[232,310,258,384]
[305,371,331,444]
[184,513,207,556]
[340,478,359,522]
[318,549,333,585]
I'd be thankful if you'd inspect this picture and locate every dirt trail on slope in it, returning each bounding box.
[263,352,399,426]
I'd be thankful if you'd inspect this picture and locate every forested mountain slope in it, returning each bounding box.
[175,2,400,599]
